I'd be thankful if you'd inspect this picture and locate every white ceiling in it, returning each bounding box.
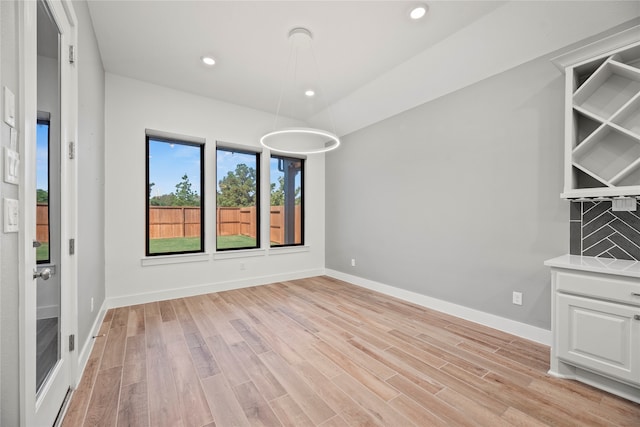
[86,1,640,136]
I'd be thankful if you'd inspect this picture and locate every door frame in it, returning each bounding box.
[18,0,78,425]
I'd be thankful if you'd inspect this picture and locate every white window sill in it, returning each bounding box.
[213,248,266,260]
[140,245,310,266]
[141,252,210,266]
[269,245,310,255]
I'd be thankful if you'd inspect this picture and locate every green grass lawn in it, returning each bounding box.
[148,235,257,253]
[217,234,257,250]
[36,243,49,262]
[149,237,202,254]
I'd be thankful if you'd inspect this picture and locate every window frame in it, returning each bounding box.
[215,144,261,252]
[145,134,205,257]
[270,154,305,248]
[36,116,51,264]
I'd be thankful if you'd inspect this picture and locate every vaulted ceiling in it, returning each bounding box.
[87,1,639,136]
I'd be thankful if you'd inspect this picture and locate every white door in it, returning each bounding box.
[21,1,78,425]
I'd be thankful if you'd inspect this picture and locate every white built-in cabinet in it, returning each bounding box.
[554,27,640,198]
[546,25,640,405]
[545,256,640,404]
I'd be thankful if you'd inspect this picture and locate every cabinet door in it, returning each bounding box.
[557,294,640,384]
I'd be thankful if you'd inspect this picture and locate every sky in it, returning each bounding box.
[147,138,300,198]
[36,123,49,191]
[148,139,202,196]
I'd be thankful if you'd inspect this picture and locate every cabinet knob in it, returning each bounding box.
[635,315,640,321]
[632,293,640,297]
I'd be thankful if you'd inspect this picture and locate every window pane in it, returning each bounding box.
[36,121,50,263]
[147,137,204,255]
[270,156,303,246]
[216,148,260,250]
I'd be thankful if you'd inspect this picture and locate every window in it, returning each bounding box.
[146,135,204,256]
[270,155,304,246]
[36,119,50,263]
[216,147,260,250]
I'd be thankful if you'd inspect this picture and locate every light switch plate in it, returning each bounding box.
[3,86,16,128]
[4,147,19,184]
[4,198,19,233]
[10,128,17,150]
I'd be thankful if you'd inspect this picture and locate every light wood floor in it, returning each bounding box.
[62,276,640,426]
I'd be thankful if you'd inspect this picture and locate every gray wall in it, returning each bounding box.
[73,0,105,357]
[326,53,568,330]
[1,1,21,425]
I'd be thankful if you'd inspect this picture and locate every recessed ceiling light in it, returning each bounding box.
[409,4,428,20]
[305,89,315,97]
[201,56,216,66]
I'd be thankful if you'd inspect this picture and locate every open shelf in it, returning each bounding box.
[614,160,640,187]
[617,43,640,66]
[574,57,608,90]
[573,125,640,182]
[573,60,640,120]
[574,167,609,189]
[611,92,640,136]
[559,33,640,198]
[574,109,604,146]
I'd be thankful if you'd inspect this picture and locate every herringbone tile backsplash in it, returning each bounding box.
[570,201,640,261]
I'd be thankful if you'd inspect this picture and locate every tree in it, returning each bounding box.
[217,164,256,207]
[270,176,301,206]
[37,189,49,204]
[148,175,199,206]
[174,174,199,206]
[149,193,177,206]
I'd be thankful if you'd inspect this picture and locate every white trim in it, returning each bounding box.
[37,305,60,320]
[268,245,310,255]
[213,248,266,260]
[216,140,263,154]
[105,268,324,309]
[75,301,107,386]
[325,269,552,346]
[550,23,640,70]
[141,252,210,266]
[145,128,205,145]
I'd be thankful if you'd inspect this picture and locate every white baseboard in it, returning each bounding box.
[37,304,60,319]
[325,269,552,346]
[105,268,326,309]
[76,301,108,386]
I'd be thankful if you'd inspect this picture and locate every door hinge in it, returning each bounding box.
[69,238,75,255]
[68,141,75,160]
[69,334,75,352]
[69,45,76,64]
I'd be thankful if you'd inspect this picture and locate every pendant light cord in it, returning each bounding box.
[272,39,297,130]
[308,41,338,137]
[272,30,337,135]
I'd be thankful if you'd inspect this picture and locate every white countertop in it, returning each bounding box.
[545,255,640,279]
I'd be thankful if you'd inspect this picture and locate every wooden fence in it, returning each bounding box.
[37,203,49,243]
[147,205,301,245]
[38,204,301,244]
[148,206,201,239]
[269,205,302,244]
[217,207,257,238]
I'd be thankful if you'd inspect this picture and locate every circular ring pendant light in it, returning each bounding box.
[260,27,341,155]
[260,127,340,155]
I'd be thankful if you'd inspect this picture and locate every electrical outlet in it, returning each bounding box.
[90,297,94,312]
[512,291,523,306]
[351,258,356,267]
